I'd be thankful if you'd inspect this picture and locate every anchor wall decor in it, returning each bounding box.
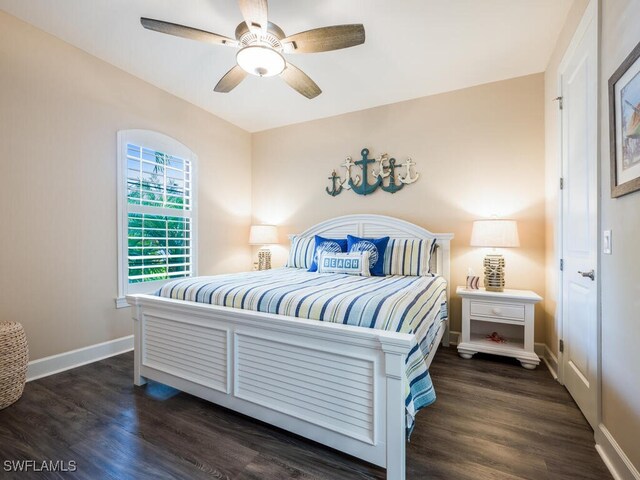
[325,148,419,196]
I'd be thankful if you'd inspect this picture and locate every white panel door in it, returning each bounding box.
[559,1,598,429]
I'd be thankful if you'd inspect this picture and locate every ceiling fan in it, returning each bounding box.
[141,0,365,99]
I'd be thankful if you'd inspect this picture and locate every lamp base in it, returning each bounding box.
[483,254,505,292]
[257,248,272,271]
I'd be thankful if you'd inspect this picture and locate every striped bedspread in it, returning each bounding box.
[156,268,448,435]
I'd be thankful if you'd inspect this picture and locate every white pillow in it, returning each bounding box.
[383,238,436,276]
[318,251,371,276]
[285,235,315,269]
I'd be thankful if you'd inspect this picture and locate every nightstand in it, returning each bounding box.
[456,286,542,369]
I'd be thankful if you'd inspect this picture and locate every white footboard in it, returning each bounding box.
[128,294,417,480]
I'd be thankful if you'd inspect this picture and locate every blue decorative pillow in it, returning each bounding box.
[346,235,390,276]
[308,235,348,272]
[318,252,371,276]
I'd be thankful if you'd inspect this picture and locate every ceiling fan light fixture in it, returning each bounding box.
[141,0,366,98]
[236,45,285,77]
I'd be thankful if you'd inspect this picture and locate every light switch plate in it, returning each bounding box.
[603,230,612,254]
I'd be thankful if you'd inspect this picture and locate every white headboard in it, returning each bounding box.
[297,214,454,346]
[299,213,453,289]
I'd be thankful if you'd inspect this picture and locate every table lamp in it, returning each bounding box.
[249,225,278,270]
[470,219,519,292]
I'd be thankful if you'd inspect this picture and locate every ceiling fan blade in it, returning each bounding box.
[237,0,268,34]
[281,25,365,53]
[214,65,248,93]
[140,18,238,47]
[280,63,321,99]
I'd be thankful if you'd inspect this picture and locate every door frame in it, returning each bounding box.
[556,0,600,429]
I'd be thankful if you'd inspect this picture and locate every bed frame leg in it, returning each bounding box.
[132,309,147,386]
[382,344,407,480]
[134,352,147,387]
[134,372,147,386]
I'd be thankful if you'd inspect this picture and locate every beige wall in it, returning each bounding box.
[252,74,546,340]
[543,0,589,356]
[599,0,640,471]
[544,0,640,473]
[0,12,253,361]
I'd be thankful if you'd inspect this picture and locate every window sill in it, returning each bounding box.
[115,297,130,309]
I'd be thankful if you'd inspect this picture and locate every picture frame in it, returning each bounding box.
[609,39,640,198]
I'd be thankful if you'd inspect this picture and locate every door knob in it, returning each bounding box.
[578,269,595,281]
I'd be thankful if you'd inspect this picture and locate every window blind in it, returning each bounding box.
[125,144,193,284]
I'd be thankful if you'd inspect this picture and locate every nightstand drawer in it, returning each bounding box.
[470,301,525,321]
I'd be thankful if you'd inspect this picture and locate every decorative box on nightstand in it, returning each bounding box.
[456,286,542,369]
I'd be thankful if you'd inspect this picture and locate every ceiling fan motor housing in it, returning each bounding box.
[234,21,287,77]
[235,21,285,48]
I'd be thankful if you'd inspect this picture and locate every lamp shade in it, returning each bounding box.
[470,219,520,248]
[249,225,278,245]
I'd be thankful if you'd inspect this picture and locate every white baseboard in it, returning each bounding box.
[540,344,559,380]
[27,335,134,382]
[448,330,460,345]
[596,424,640,480]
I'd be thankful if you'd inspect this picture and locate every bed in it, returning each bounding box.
[127,214,453,480]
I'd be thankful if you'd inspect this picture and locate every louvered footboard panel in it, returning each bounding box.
[234,332,376,444]
[142,314,229,393]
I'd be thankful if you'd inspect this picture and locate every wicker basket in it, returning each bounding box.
[0,322,28,409]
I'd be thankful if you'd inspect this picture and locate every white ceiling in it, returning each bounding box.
[0,0,573,132]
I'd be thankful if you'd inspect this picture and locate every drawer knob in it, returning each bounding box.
[492,307,502,315]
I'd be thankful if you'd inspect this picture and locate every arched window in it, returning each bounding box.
[116,130,197,307]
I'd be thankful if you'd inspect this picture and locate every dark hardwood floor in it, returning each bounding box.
[0,347,611,479]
